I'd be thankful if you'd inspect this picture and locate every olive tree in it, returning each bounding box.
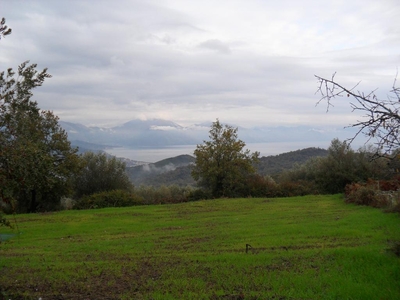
[73,152,134,198]
[192,119,259,198]
[0,62,82,213]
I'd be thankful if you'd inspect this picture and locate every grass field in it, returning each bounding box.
[1,194,399,299]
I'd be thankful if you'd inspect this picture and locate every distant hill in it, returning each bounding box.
[127,147,328,187]
[257,147,328,176]
[126,155,195,186]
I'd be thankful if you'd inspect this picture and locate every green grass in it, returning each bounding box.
[1,194,399,299]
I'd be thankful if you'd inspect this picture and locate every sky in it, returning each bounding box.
[1,0,399,130]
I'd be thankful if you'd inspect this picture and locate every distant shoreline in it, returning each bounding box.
[104,141,334,163]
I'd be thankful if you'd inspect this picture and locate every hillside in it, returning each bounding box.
[127,147,328,186]
[126,154,195,186]
[257,147,328,176]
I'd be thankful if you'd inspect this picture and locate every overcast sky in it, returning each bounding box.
[1,0,399,129]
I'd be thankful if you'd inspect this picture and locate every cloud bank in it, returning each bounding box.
[1,0,399,131]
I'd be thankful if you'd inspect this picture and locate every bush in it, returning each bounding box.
[60,197,75,210]
[0,213,11,228]
[134,185,193,205]
[345,184,389,208]
[187,188,212,201]
[387,202,400,213]
[73,152,134,198]
[278,180,319,197]
[74,190,143,210]
[236,174,279,198]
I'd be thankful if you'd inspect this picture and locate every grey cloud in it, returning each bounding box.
[197,39,231,54]
[2,0,399,130]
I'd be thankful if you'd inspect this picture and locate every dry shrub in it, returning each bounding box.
[345,184,388,208]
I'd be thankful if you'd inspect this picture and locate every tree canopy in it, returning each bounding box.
[192,119,259,197]
[0,62,82,212]
[73,151,133,198]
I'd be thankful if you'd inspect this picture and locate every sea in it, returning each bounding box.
[104,141,335,163]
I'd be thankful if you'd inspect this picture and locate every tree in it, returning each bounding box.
[191,119,259,197]
[277,139,389,194]
[315,73,400,158]
[0,18,12,40]
[0,17,12,226]
[0,62,82,212]
[73,152,134,198]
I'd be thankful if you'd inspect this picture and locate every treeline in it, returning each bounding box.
[68,138,400,211]
[4,138,399,214]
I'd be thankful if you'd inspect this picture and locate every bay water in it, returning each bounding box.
[105,141,334,163]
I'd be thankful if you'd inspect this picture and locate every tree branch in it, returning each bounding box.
[315,73,400,158]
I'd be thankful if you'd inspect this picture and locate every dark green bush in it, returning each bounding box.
[135,185,193,204]
[235,174,278,198]
[187,188,212,201]
[278,180,319,197]
[74,190,143,210]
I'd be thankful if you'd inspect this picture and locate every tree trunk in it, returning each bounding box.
[29,189,37,213]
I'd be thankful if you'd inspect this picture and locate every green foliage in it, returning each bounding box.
[73,152,133,198]
[278,139,390,194]
[192,119,259,197]
[74,189,142,210]
[316,139,360,193]
[235,174,280,197]
[258,147,328,177]
[0,62,81,213]
[135,184,194,204]
[0,213,11,228]
[186,187,212,201]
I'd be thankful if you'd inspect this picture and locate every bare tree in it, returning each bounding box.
[315,72,400,158]
[0,18,12,40]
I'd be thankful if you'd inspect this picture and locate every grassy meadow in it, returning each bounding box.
[0,194,399,299]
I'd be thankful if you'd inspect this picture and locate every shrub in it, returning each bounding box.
[134,185,193,205]
[387,202,400,213]
[187,188,212,201]
[74,190,143,210]
[60,197,75,210]
[345,184,390,208]
[236,174,279,197]
[73,152,134,198]
[278,180,319,197]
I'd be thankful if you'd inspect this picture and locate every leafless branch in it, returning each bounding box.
[315,73,400,158]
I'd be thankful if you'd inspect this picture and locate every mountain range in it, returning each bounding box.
[60,118,358,151]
